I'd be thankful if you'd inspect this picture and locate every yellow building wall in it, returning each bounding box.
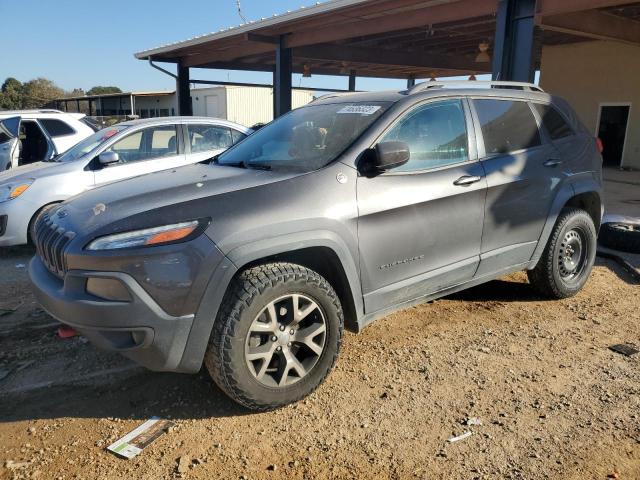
[539,40,640,169]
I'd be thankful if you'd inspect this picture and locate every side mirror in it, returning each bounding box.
[372,141,410,171]
[98,151,119,166]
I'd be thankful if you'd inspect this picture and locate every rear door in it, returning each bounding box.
[357,98,487,313]
[93,124,185,186]
[0,116,20,170]
[471,98,565,276]
[184,123,238,163]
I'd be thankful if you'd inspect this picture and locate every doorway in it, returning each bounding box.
[596,104,631,167]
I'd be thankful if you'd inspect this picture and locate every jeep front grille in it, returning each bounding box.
[34,214,75,278]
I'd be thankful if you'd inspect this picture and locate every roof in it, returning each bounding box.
[133,0,640,80]
[134,0,369,60]
[117,116,252,132]
[57,91,175,102]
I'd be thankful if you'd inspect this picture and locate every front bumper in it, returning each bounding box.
[0,199,37,246]
[29,256,195,371]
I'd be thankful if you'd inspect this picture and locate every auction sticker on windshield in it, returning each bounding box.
[337,105,381,115]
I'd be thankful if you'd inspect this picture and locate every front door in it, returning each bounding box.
[93,124,185,186]
[0,116,20,170]
[357,98,486,314]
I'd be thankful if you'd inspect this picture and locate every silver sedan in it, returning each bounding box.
[0,116,252,246]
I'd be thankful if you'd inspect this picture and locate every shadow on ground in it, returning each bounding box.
[0,368,252,423]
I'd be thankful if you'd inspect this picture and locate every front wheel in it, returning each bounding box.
[528,208,597,299]
[204,263,344,411]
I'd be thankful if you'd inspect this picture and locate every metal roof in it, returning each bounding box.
[134,0,368,60]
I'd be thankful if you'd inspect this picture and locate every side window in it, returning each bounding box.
[532,103,573,140]
[187,124,233,153]
[474,99,541,154]
[39,119,75,137]
[379,99,469,172]
[231,129,247,144]
[107,125,177,163]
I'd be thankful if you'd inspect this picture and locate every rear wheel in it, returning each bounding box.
[528,208,597,299]
[204,262,343,411]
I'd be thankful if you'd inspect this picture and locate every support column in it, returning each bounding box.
[88,99,93,116]
[348,70,357,91]
[273,36,292,118]
[492,0,536,82]
[176,62,193,116]
[407,75,416,88]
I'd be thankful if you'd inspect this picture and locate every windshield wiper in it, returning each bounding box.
[246,162,271,171]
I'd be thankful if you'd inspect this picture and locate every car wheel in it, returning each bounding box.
[599,222,640,254]
[528,208,597,299]
[204,262,344,411]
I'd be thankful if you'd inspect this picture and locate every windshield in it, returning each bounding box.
[53,125,129,162]
[217,102,390,172]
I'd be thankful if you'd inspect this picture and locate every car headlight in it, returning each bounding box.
[86,220,201,251]
[0,180,34,203]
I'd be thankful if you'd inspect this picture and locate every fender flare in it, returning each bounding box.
[529,176,602,267]
[176,230,363,373]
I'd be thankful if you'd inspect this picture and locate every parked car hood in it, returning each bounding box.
[58,163,299,235]
[0,160,81,184]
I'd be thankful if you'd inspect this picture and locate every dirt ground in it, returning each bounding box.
[0,246,638,480]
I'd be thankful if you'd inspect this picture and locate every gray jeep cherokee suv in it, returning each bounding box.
[29,81,603,410]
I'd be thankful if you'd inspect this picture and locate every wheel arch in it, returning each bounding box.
[529,180,603,268]
[177,234,364,373]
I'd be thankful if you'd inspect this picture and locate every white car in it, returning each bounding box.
[0,110,96,170]
[0,116,252,246]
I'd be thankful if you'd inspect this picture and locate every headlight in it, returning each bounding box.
[0,180,34,203]
[86,220,201,251]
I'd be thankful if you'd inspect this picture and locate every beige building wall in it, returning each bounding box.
[191,86,316,126]
[539,40,640,169]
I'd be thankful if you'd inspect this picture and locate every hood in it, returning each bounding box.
[0,160,81,184]
[59,163,299,235]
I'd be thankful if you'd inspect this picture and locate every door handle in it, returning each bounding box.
[543,158,563,167]
[453,175,482,186]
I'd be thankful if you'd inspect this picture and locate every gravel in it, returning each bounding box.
[0,248,639,479]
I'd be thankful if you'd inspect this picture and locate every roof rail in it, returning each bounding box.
[405,80,544,95]
[0,109,65,114]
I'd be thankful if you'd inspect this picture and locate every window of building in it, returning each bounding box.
[474,99,541,154]
[379,99,469,172]
[532,103,573,140]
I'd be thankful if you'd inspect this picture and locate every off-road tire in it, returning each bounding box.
[204,262,344,411]
[599,222,640,254]
[528,208,597,299]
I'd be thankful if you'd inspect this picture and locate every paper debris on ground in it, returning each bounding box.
[608,343,639,357]
[107,417,174,459]
[447,431,472,443]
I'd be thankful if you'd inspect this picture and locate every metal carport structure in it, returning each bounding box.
[134,0,640,117]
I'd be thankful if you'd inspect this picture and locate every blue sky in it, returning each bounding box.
[0,0,487,93]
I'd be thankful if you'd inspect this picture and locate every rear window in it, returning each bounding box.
[40,118,75,137]
[532,103,573,140]
[474,99,541,154]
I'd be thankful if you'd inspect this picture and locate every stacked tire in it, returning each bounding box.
[599,222,640,254]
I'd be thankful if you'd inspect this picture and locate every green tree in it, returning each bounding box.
[0,77,25,110]
[67,88,85,97]
[21,78,65,108]
[87,86,122,95]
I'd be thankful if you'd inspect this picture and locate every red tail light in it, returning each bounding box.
[596,137,604,154]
